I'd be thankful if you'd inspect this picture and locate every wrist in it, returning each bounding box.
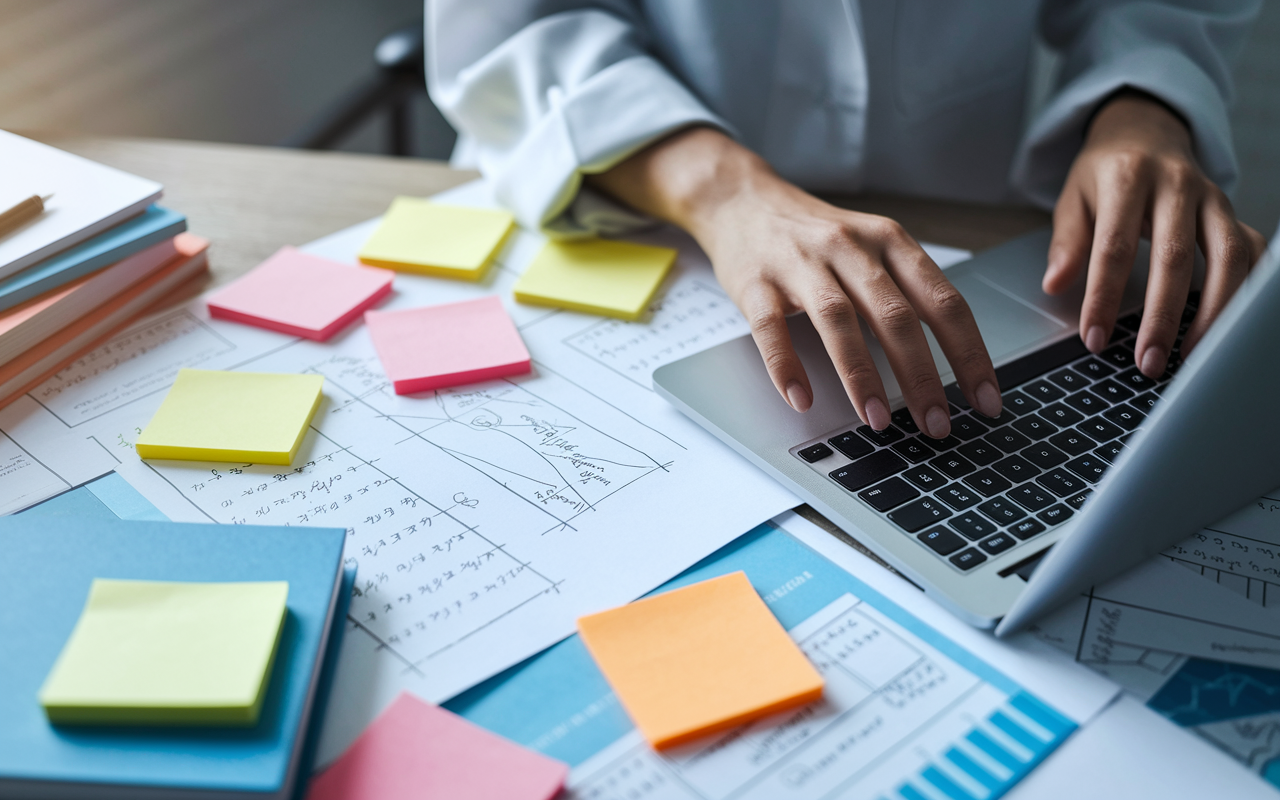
[1086,91,1193,156]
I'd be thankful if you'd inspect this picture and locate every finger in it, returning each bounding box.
[880,238,1002,419]
[830,238,951,438]
[1135,173,1197,377]
[1079,159,1151,352]
[1184,193,1254,354]
[797,275,893,430]
[1044,174,1093,295]
[739,283,814,413]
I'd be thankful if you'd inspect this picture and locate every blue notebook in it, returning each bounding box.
[0,206,187,314]
[0,510,350,800]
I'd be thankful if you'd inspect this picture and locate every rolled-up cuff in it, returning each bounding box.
[1011,47,1238,210]
[481,55,733,238]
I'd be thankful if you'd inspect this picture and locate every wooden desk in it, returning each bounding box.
[26,133,1052,562]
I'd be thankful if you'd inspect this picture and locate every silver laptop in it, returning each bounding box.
[654,227,1280,633]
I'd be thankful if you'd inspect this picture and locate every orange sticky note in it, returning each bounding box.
[364,296,531,394]
[207,247,393,341]
[576,571,824,750]
[307,692,567,800]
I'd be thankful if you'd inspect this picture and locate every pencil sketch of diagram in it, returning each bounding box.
[139,351,675,671]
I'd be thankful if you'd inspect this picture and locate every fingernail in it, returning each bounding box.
[785,381,811,413]
[864,397,890,430]
[1140,346,1165,378]
[1085,325,1107,353]
[975,381,1002,419]
[925,405,950,439]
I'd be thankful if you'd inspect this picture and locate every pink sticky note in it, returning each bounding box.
[365,296,531,394]
[307,692,568,800]
[207,246,394,341]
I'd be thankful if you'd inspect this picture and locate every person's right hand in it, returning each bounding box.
[588,127,1003,438]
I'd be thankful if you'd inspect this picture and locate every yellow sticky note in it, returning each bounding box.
[513,239,676,321]
[358,197,515,281]
[39,579,289,726]
[135,369,323,465]
[576,572,824,749]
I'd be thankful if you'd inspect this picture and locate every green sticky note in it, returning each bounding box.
[39,579,289,726]
[513,239,676,321]
[135,369,324,465]
[358,197,515,281]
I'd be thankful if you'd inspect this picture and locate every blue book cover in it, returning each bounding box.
[0,511,348,799]
[0,206,187,314]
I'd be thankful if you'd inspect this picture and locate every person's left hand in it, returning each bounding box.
[1043,91,1268,377]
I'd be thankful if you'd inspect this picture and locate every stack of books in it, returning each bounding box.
[0,130,210,409]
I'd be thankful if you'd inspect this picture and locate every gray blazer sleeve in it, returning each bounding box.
[1012,0,1261,209]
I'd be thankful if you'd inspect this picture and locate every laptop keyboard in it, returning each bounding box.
[795,295,1195,573]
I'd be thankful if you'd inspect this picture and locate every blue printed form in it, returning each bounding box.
[446,523,1074,800]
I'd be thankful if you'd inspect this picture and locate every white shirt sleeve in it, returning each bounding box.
[1012,0,1261,209]
[426,1,732,237]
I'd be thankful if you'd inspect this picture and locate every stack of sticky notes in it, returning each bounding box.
[135,368,324,465]
[513,238,677,321]
[308,692,568,800]
[577,571,824,749]
[365,296,531,394]
[39,579,288,726]
[358,197,514,281]
[207,246,394,341]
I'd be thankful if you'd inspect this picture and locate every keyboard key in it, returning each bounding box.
[1064,390,1108,415]
[1048,428,1096,456]
[1102,405,1145,431]
[919,526,966,556]
[1022,442,1069,470]
[930,453,977,480]
[829,450,907,492]
[1116,312,1142,332]
[902,465,947,491]
[950,415,990,441]
[858,424,904,447]
[1094,439,1126,464]
[964,468,1013,497]
[1039,403,1084,427]
[1003,390,1042,416]
[980,533,1017,554]
[985,426,1032,454]
[918,433,961,452]
[978,497,1027,525]
[1066,490,1093,510]
[1022,379,1065,403]
[1066,454,1108,483]
[1038,504,1073,525]
[1047,368,1090,392]
[1010,518,1047,540]
[1072,358,1116,380]
[1038,468,1088,497]
[858,477,919,511]
[1078,416,1124,442]
[1008,483,1056,512]
[1099,343,1135,369]
[950,548,988,570]
[797,442,834,462]
[957,440,1002,467]
[1012,415,1057,441]
[937,483,981,510]
[1092,379,1135,403]
[1129,391,1159,414]
[974,408,1018,427]
[992,455,1039,483]
[828,430,874,460]
[891,438,937,464]
[891,407,919,434]
[888,497,952,533]
[951,513,998,540]
[1117,367,1157,391]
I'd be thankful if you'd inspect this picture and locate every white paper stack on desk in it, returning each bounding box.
[0,130,209,409]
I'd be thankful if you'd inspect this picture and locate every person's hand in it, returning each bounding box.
[1044,91,1268,376]
[589,127,1002,437]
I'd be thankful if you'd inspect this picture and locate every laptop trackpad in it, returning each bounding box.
[948,273,1069,365]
